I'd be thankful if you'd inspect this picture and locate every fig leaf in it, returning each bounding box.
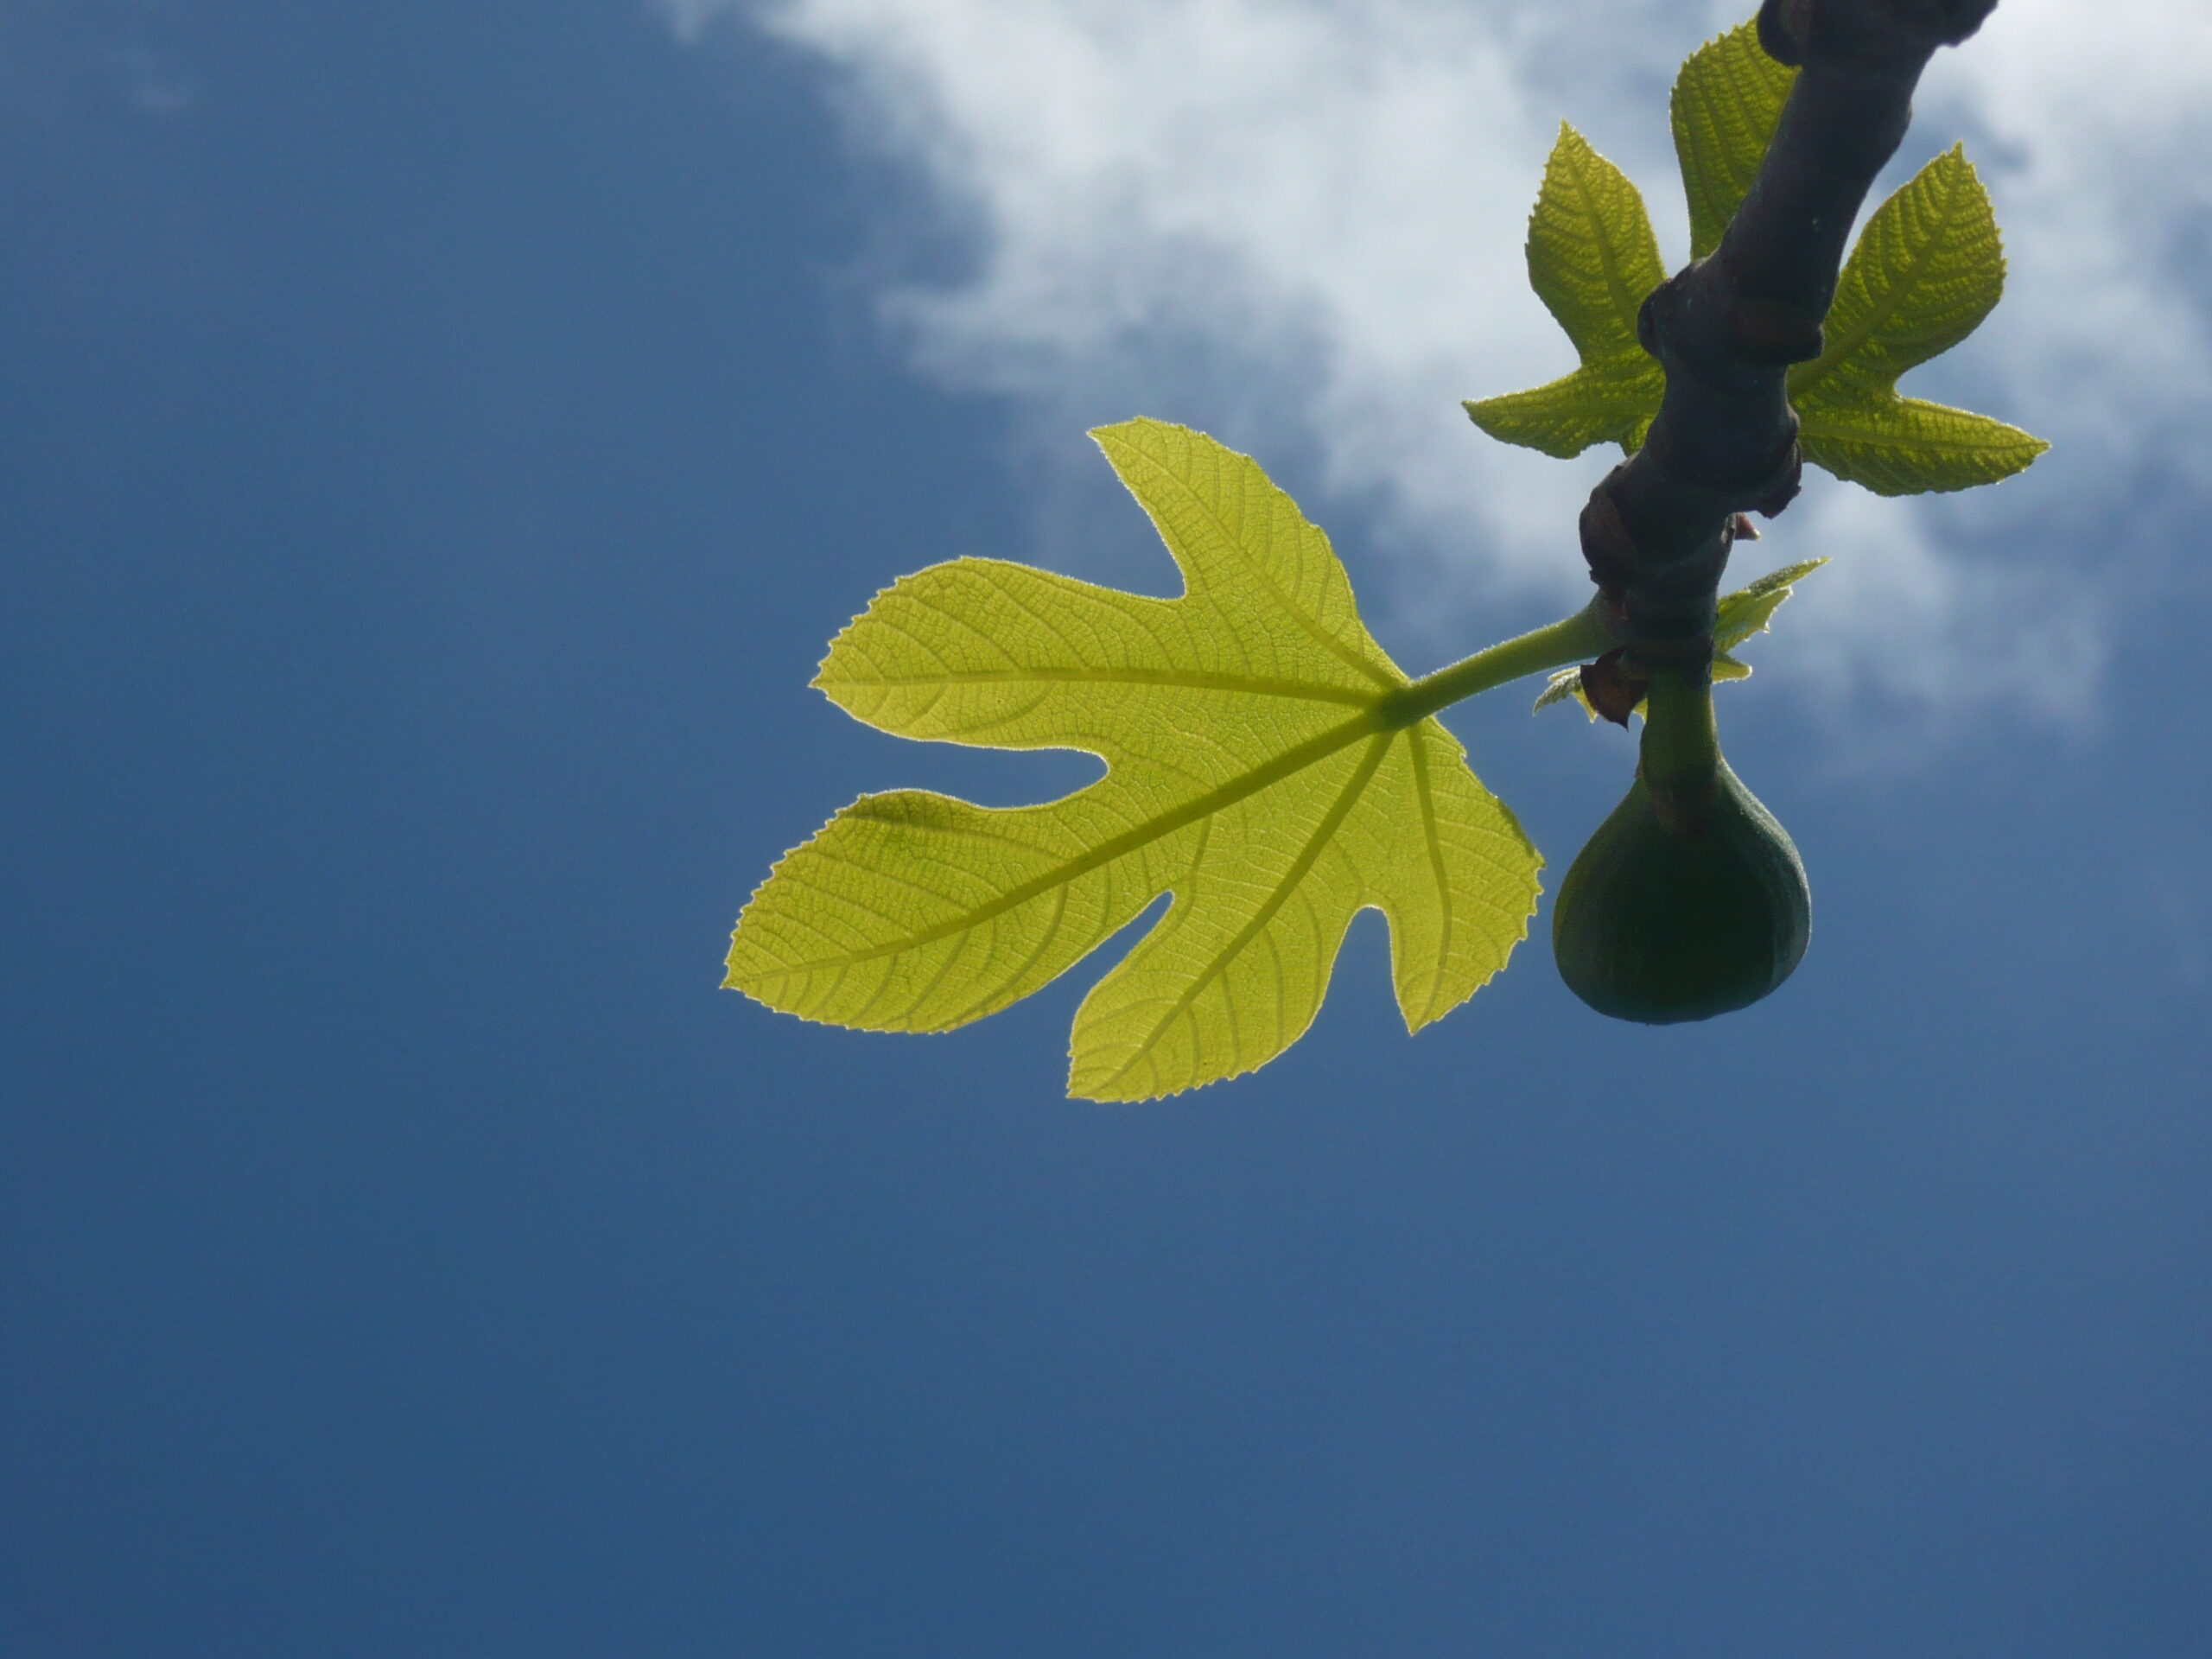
[729,421,1542,1100]
[1463,124,1666,460]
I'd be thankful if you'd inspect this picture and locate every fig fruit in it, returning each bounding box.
[1553,754,1810,1024]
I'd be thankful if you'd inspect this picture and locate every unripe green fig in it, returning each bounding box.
[1553,684,1810,1023]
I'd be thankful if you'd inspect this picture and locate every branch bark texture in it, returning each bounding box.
[1580,0,2000,679]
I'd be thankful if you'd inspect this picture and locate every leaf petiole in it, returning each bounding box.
[1380,597,1618,728]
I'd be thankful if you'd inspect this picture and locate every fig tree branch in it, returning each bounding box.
[1580,0,2000,681]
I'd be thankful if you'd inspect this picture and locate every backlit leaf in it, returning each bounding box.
[1714,556,1827,653]
[1464,124,1665,459]
[728,420,1542,1101]
[1475,31,2044,499]
[1671,18,1796,261]
[1789,146,2047,494]
[1460,372,1660,462]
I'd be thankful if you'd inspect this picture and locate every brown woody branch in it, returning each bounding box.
[1580,0,1999,681]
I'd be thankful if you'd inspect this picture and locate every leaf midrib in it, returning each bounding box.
[1471,369,1662,413]
[1099,430,1400,694]
[751,703,1393,977]
[1406,730,1456,1027]
[1790,149,1964,404]
[822,666,1376,705]
[1797,403,2041,455]
[1091,729,1394,1095]
[1563,136,1652,354]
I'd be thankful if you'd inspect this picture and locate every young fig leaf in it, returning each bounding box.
[1713,556,1827,654]
[1671,18,1796,261]
[1790,146,2048,494]
[1534,558,1827,720]
[1475,22,2045,499]
[728,420,1542,1102]
[1463,124,1666,459]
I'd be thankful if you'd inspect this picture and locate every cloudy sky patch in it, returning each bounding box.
[666,0,2212,732]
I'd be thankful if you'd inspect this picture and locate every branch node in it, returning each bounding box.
[1581,651,1647,728]
[1751,442,1804,518]
[1579,490,1642,593]
[1728,296,1826,365]
[1757,0,1812,65]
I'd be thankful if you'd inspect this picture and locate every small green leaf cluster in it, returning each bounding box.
[1465,20,2045,495]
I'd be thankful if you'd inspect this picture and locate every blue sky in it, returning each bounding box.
[4,3,2209,1656]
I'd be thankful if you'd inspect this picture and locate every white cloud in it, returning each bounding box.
[1920,1,2212,482]
[0,2,200,119]
[665,0,2212,729]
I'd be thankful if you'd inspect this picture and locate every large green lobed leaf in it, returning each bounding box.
[728,420,1542,1101]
